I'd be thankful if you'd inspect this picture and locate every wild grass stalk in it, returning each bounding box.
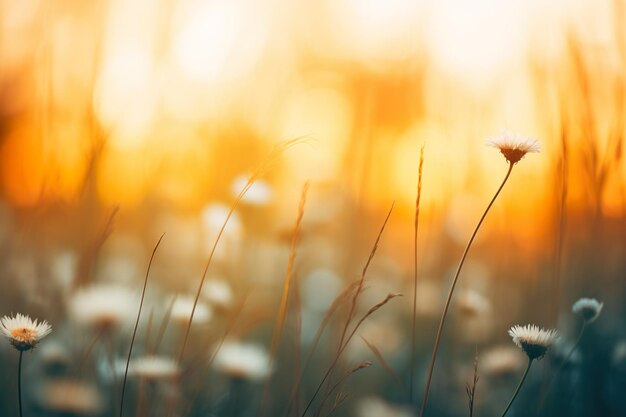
[260,182,309,416]
[284,282,360,417]
[315,202,395,412]
[361,336,407,395]
[410,144,425,402]
[302,292,401,416]
[177,138,304,364]
[337,202,395,357]
[552,117,569,321]
[317,360,371,413]
[119,233,165,417]
[466,348,479,417]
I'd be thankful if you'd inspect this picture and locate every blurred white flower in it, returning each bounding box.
[0,313,52,351]
[457,289,492,317]
[346,317,403,359]
[170,295,212,325]
[39,341,72,370]
[481,346,526,378]
[201,203,243,263]
[131,355,179,381]
[69,284,137,329]
[509,324,558,360]
[301,268,342,313]
[38,379,104,415]
[231,175,273,206]
[355,396,413,417]
[487,131,540,164]
[572,298,603,324]
[612,340,626,367]
[201,279,234,308]
[213,341,271,381]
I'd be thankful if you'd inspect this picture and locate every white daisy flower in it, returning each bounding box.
[68,284,137,329]
[213,341,271,381]
[38,378,104,415]
[131,355,179,381]
[201,279,234,308]
[230,175,273,206]
[481,346,526,378]
[508,324,558,360]
[487,131,541,164]
[0,313,52,351]
[572,298,603,323]
[170,295,212,325]
[457,289,492,317]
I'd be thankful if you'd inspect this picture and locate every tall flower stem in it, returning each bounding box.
[17,350,23,417]
[502,359,533,417]
[419,161,514,417]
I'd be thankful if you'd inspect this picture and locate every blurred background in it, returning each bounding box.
[0,0,625,416]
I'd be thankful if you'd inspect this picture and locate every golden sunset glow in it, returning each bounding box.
[0,2,624,416]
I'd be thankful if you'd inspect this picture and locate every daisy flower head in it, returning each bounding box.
[170,295,212,325]
[213,341,271,381]
[131,355,179,381]
[68,284,137,330]
[487,131,541,164]
[1,313,52,351]
[508,324,558,360]
[572,298,603,323]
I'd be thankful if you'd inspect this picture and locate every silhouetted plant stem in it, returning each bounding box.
[419,161,514,417]
[410,145,425,402]
[120,233,165,417]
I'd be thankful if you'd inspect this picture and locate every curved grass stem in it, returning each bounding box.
[418,161,514,417]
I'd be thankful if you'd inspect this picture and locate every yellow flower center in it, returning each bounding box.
[11,327,36,341]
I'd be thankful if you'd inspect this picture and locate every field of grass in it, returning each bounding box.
[0,1,625,416]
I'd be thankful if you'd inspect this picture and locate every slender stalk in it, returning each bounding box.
[410,145,425,402]
[501,359,533,417]
[419,161,514,417]
[120,233,165,417]
[318,203,395,411]
[260,182,309,416]
[539,322,586,409]
[177,138,304,364]
[177,181,252,364]
[17,350,23,417]
[301,293,400,417]
[284,283,359,417]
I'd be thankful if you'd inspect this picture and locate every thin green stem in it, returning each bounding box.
[18,350,23,417]
[419,161,514,417]
[502,359,533,417]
